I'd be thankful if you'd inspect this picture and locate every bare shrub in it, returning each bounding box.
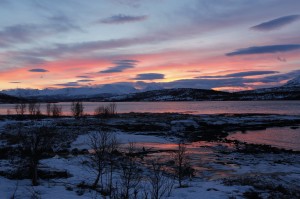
[87,131,119,191]
[108,102,117,115]
[118,142,142,199]
[28,102,37,115]
[94,106,106,116]
[46,103,51,116]
[71,101,84,118]
[28,103,42,117]
[106,135,119,196]
[51,104,62,117]
[17,126,56,186]
[15,102,26,116]
[172,143,194,187]
[148,158,174,199]
[94,103,117,118]
[35,103,42,117]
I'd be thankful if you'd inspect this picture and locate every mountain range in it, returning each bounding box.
[0,93,26,103]
[1,76,300,102]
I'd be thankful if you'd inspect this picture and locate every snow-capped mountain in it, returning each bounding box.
[1,76,300,102]
[1,84,138,102]
[235,76,300,100]
[142,84,165,92]
[283,76,300,88]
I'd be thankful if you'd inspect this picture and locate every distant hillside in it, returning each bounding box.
[236,76,300,100]
[2,76,300,102]
[106,88,236,101]
[1,84,137,99]
[0,93,24,103]
[105,76,300,101]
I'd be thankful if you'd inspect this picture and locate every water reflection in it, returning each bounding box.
[131,141,238,180]
[228,127,300,151]
[1,101,300,115]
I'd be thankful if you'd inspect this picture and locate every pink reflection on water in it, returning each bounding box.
[1,101,300,115]
[131,140,239,180]
[228,127,300,151]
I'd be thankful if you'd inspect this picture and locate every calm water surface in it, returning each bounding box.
[1,101,300,115]
[227,127,300,151]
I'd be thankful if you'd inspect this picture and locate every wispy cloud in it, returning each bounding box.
[49,70,300,91]
[76,75,92,78]
[132,73,165,80]
[226,44,300,56]
[251,15,300,31]
[10,81,21,84]
[28,68,49,72]
[47,14,81,32]
[77,79,94,82]
[99,14,147,24]
[0,19,80,48]
[55,82,80,87]
[197,71,279,78]
[100,60,138,73]
[0,24,40,47]
[254,70,300,83]
[141,70,300,90]
[19,36,160,59]
[186,70,201,73]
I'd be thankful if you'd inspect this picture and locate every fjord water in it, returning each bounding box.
[1,101,300,115]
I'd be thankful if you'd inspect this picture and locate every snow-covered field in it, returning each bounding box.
[0,113,299,198]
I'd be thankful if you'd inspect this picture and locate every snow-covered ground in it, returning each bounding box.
[0,132,252,199]
[0,114,300,198]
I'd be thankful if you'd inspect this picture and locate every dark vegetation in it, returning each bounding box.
[71,101,84,118]
[80,86,300,101]
[110,88,236,101]
[94,102,117,118]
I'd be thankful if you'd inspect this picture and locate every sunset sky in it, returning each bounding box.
[0,0,300,91]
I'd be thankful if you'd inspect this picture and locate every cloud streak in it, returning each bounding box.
[226,44,300,56]
[251,15,300,31]
[0,24,40,47]
[55,82,80,87]
[20,36,162,59]
[100,60,138,73]
[132,73,165,80]
[0,19,80,48]
[28,68,49,72]
[76,75,92,78]
[135,70,300,90]
[197,71,279,78]
[100,14,147,24]
[77,79,94,82]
